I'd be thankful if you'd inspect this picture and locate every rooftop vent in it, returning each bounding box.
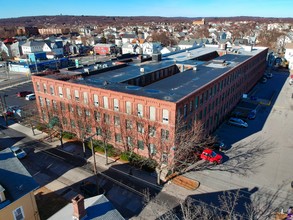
[140,67,144,74]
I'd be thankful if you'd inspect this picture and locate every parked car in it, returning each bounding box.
[265,72,273,78]
[17,91,33,97]
[260,77,267,84]
[200,149,222,164]
[3,109,13,116]
[25,93,36,100]
[10,146,27,159]
[228,117,248,128]
[207,141,227,151]
[247,110,257,120]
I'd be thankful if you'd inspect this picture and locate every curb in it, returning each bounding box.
[0,79,32,91]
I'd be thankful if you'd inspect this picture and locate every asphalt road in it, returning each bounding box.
[185,70,293,213]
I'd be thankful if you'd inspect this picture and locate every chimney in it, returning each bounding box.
[72,194,87,220]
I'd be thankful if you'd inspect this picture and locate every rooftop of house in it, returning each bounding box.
[38,45,267,103]
[48,194,124,220]
[0,148,39,209]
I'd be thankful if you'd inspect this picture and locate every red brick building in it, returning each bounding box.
[31,45,268,164]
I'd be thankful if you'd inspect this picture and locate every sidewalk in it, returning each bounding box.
[3,119,202,201]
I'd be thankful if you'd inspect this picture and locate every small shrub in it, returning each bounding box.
[35,123,47,131]
[62,132,76,140]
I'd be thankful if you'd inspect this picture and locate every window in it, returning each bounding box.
[77,106,82,116]
[137,122,144,133]
[96,127,102,136]
[149,126,156,137]
[126,101,132,114]
[39,97,44,107]
[93,94,99,106]
[66,88,71,99]
[162,109,169,124]
[85,109,90,117]
[149,143,156,155]
[36,82,40,92]
[62,117,68,125]
[58,86,63,97]
[126,120,132,129]
[138,140,144,150]
[114,98,119,111]
[104,113,110,124]
[190,101,193,112]
[94,111,101,121]
[53,100,57,110]
[115,133,122,142]
[13,206,25,220]
[68,104,74,112]
[50,85,55,95]
[43,84,47,93]
[161,129,169,140]
[149,106,156,121]
[127,136,133,146]
[137,104,143,117]
[86,125,92,134]
[114,116,120,126]
[195,96,199,109]
[83,92,88,104]
[103,96,109,109]
[71,120,76,128]
[45,98,50,107]
[183,104,187,117]
[75,90,79,101]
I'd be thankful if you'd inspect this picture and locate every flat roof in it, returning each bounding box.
[0,148,39,208]
[42,46,267,103]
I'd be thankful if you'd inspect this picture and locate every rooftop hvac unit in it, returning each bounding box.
[140,67,145,73]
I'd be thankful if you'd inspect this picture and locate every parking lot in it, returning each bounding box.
[186,70,293,209]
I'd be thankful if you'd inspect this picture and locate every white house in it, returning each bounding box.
[284,43,293,70]
[122,42,136,54]
[21,41,44,54]
[178,39,197,50]
[142,42,162,55]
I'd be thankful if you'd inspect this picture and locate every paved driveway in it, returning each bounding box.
[185,71,293,210]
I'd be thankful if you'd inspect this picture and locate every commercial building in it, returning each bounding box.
[31,45,268,163]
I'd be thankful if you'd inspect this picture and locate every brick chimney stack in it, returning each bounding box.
[72,194,87,220]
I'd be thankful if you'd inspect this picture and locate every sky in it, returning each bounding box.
[0,0,292,19]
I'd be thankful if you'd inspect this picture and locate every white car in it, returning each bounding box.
[228,117,248,128]
[25,93,36,100]
[10,146,27,159]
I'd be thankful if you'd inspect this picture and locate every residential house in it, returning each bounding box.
[48,194,124,220]
[284,43,293,69]
[94,43,117,55]
[9,41,25,58]
[142,42,162,55]
[21,41,45,54]
[178,39,197,50]
[122,42,136,54]
[121,33,137,44]
[0,148,40,220]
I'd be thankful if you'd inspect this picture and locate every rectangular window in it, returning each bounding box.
[189,101,193,112]
[138,140,144,150]
[115,133,122,142]
[58,86,63,98]
[83,92,88,104]
[94,111,101,121]
[149,143,156,155]
[114,116,120,126]
[195,96,199,109]
[161,129,169,140]
[45,98,50,107]
[36,82,40,92]
[183,104,187,117]
[39,97,44,107]
[93,94,99,106]
[43,84,47,93]
[13,206,25,220]
[53,100,57,110]
[126,120,132,129]
[71,120,76,128]
[137,122,144,133]
[75,90,79,101]
[149,126,156,137]
[104,113,110,124]
[85,109,90,117]
[96,127,102,136]
[62,117,68,125]
[137,103,143,117]
[149,106,156,121]
[162,109,169,124]
[126,101,132,114]
[66,88,71,99]
[77,106,82,116]
[50,85,54,95]
[103,96,109,109]
[127,136,133,146]
[114,98,119,111]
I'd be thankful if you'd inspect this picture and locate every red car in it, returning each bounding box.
[200,149,222,164]
[17,91,33,97]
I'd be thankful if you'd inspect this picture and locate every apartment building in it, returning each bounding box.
[31,45,268,163]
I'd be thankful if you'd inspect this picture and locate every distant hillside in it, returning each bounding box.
[0,15,293,28]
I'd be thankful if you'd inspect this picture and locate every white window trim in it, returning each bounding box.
[13,206,25,220]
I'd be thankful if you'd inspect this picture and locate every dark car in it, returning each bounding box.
[17,91,33,97]
[247,110,257,120]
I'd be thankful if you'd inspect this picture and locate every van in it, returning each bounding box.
[25,93,36,100]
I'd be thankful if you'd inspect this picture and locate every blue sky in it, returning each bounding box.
[0,0,292,19]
